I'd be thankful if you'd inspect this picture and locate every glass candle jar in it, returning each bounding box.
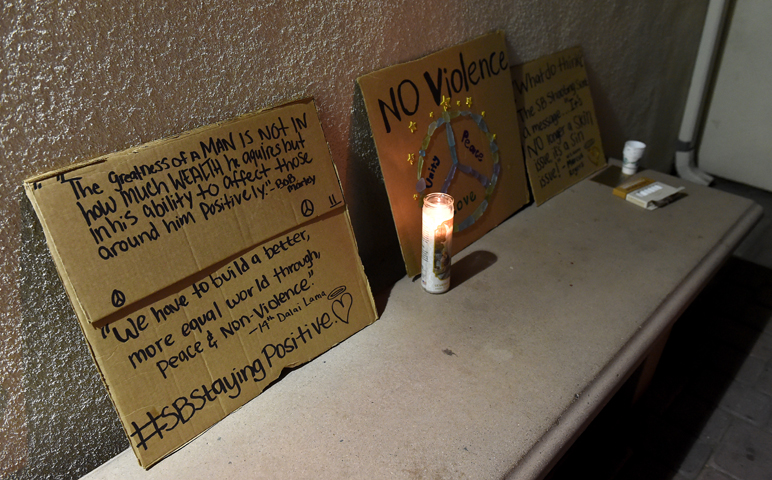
[421,193,454,293]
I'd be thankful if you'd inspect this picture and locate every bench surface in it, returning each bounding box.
[82,170,762,479]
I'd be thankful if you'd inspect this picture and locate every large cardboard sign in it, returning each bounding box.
[25,100,347,325]
[357,31,530,277]
[512,47,606,204]
[24,99,377,468]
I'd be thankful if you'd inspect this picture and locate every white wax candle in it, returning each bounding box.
[421,193,454,293]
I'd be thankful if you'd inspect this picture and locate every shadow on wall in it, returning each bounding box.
[581,59,624,166]
[345,83,407,293]
[4,197,128,480]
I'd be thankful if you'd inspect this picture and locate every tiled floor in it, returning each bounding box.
[547,178,772,480]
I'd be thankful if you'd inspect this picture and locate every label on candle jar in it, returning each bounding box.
[421,193,454,293]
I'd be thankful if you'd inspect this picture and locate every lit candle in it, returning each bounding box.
[421,193,454,294]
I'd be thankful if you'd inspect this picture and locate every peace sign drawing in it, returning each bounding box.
[413,99,500,233]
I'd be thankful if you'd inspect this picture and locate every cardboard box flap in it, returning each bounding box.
[24,98,343,324]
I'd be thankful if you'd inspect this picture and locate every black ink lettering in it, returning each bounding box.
[424,68,444,106]
[200,132,236,158]
[397,79,419,116]
[62,176,102,200]
[77,196,118,227]
[377,88,401,134]
[291,113,307,134]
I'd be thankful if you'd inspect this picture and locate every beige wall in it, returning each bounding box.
[1,1,708,477]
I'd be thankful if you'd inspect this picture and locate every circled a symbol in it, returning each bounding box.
[111,289,126,308]
[301,199,314,217]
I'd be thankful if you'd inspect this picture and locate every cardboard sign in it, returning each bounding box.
[24,99,377,468]
[511,47,606,205]
[357,31,530,277]
[25,99,345,325]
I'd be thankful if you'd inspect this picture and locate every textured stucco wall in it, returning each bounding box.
[1,1,708,478]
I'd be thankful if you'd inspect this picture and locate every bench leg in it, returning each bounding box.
[632,324,673,403]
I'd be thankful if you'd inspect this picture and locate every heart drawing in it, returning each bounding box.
[331,292,353,324]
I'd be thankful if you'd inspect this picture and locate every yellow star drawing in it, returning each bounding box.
[440,95,451,111]
[429,111,434,118]
[407,153,415,165]
[413,193,419,201]
[466,97,473,107]
[456,100,461,106]
[481,111,486,118]
[408,121,417,133]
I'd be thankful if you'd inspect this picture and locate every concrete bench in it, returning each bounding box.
[81,169,762,479]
